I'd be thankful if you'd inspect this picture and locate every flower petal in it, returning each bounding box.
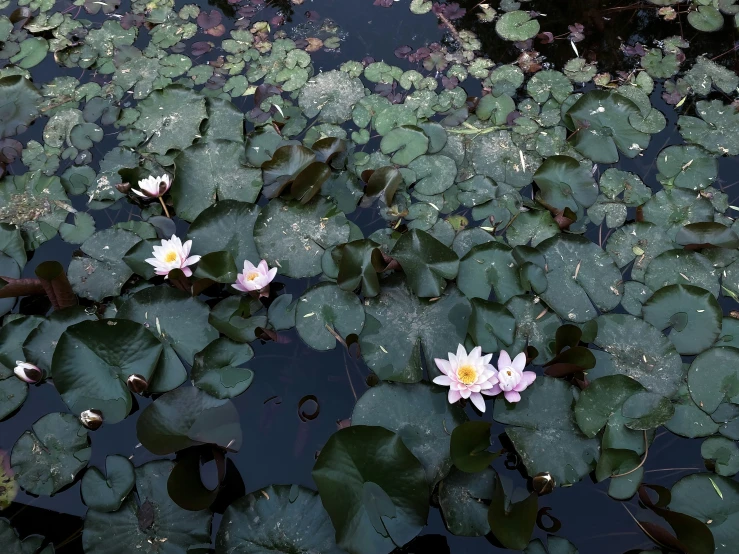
[459,387,471,399]
[504,390,521,403]
[512,352,527,372]
[469,392,486,412]
[433,375,452,386]
[497,350,511,370]
[483,384,502,396]
[448,389,462,404]
[435,358,452,375]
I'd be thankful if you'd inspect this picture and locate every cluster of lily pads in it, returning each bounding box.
[2,0,739,552]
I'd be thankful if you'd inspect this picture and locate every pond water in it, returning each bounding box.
[2,0,739,553]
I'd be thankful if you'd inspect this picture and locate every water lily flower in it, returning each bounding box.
[490,350,537,403]
[433,344,499,412]
[145,236,201,278]
[232,259,277,292]
[14,361,43,384]
[133,174,172,217]
[80,409,103,430]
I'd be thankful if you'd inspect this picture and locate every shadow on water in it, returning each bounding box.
[0,0,736,552]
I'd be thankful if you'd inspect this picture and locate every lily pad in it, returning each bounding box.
[23,306,97,373]
[644,249,719,298]
[390,229,459,298]
[191,338,254,399]
[83,460,212,554]
[312,425,429,554]
[359,275,470,382]
[679,100,739,156]
[538,234,623,322]
[495,11,540,41]
[438,467,496,537]
[688,347,739,415]
[656,145,718,191]
[642,284,722,355]
[171,141,262,221]
[137,386,242,455]
[296,282,365,350]
[622,391,675,430]
[52,319,163,424]
[11,412,90,495]
[352,381,467,487]
[457,241,524,303]
[0,75,40,139]
[640,188,714,240]
[299,70,365,124]
[702,437,739,477]
[254,198,350,278]
[407,155,457,196]
[336,239,385,297]
[380,125,429,165]
[591,314,685,398]
[215,485,345,554]
[574,375,646,438]
[605,222,676,282]
[505,295,562,365]
[494,377,599,486]
[666,383,720,439]
[533,155,598,213]
[468,298,516,353]
[81,455,135,512]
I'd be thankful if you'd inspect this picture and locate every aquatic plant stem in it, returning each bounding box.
[612,431,649,477]
[159,196,171,218]
[437,12,462,44]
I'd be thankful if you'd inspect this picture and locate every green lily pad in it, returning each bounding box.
[702,437,739,477]
[296,282,365,350]
[438,467,496,537]
[0,371,27,421]
[494,377,600,486]
[407,155,456,196]
[666,383,720,438]
[688,347,739,415]
[565,90,650,163]
[468,298,516,353]
[209,296,266,344]
[23,306,97,373]
[538,234,622,322]
[679,100,739,156]
[187,200,261,271]
[505,295,561,365]
[137,386,242,455]
[642,284,721,355]
[677,222,739,249]
[656,145,718,191]
[118,286,219,365]
[312,425,429,554]
[336,239,385,297]
[450,421,497,473]
[191,338,254,400]
[82,460,212,554]
[495,10,540,41]
[639,188,714,240]
[684,56,739,96]
[525,536,579,554]
[687,5,724,31]
[605,222,675,282]
[215,485,345,554]
[380,125,429,166]
[467,130,539,190]
[669,474,739,554]
[533,155,598,213]
[132,85,207,155]
[11,412,90,495]
[299,70,365,124]
[352,381,467,487]
[359,275,470,382]
[527,70,573,104]
[67,228,141,302]
[574,375,646,438]
[390,229,459,298]
[0,75,41,138]
[622,391,675,430]
[506,210,560,247]
[81,455,135,512]
[457,241,524,303]
[644,249,719,298]
[52,319,163,424]
[591,314,684,398]
[171,141,262,221]
[254,198,350,278]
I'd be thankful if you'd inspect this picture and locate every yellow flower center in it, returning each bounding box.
[246,271,260,281]
[457,365,477,385]
[164,251,178,263]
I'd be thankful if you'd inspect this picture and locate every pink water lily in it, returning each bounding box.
[14,361,43,384]
[232,259,277,292]
[490,350,536,403]
[145,236,201,277]
[433,345,499,412]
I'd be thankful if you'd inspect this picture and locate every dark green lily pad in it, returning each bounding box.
[171,141,262,221]
[11,412,90,495]
[605,222,676,282]
[533,155,598,213]
[574,375,646,438]
[23,306,97,373]
[390,229,459,298]
[254,198,350,278]
[52,319,163,424]
[296,282,365,350]
[359,275,470,382]
[622,391,675,430]
[191,338,254,400]
[644,249,720,298]
[494,377,600,486]
[495,10,540,41]
[457,241,524,303]
[702,437,739,477]
[438,467,496,537]
[82,460,212,554]
[656,145,718,191]
[450,421,497,474]
[640,188,714,240]
[468,298,516,353]
[312,425,429,554]
[688,347,739,415]
[666,383,720,438]
[298,70,365,124]
[591,314,685,398]
[215,485,345,554]
[505,295,561,365]
[0,75,41,139]
[81,455,135,512]
[352,381,467,487]
[679,100,739,156]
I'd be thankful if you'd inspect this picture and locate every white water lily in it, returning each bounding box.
[232,259,277,292]
[133,174,171,199]
[133,174,172,217]
[145,236,201,277]
[433,344,499,412]
[490,350,536,403]
[14,361,42,384]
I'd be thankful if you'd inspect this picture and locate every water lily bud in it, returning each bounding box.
[533,472,555,495]
[127,374,148,394]
[116,182,131,194]
[14,361,43,384]
[80,409,103,430]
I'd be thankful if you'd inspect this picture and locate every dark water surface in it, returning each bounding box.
[2,0,738,552]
